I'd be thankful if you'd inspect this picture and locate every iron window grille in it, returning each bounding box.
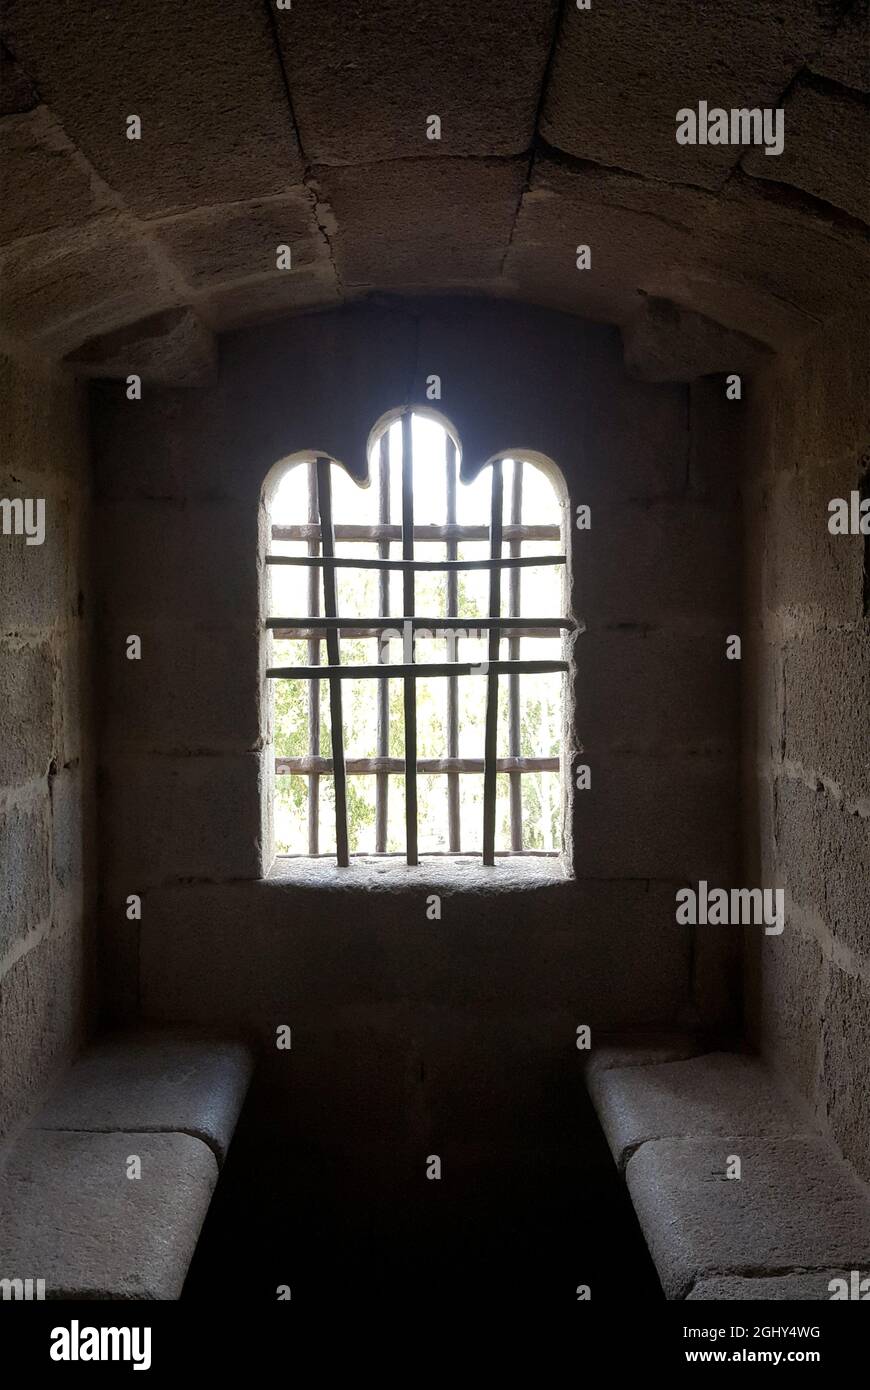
[265,411,574,866]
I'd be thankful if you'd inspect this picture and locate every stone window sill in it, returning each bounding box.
[265,855,571,893]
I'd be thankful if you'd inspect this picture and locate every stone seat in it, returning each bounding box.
[0,1028,254,1299]
[586,1039,870,1301]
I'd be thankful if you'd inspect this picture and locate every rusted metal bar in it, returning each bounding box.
[482,461,503,866]
[401,412,418,865]
[375,432,390,853]
[316,457,349,867]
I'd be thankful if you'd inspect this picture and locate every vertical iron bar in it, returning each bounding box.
[375,432,390,852]
[401,411,418,865]
[445,435,460,853]
[508,460,524,851]
[482,460,504,865]
[306,460,321,856]
[316,457,350,866]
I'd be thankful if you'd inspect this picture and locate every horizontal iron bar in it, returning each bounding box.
[276,755,560,775]
[265,554,566,572]
[267,659,568,680]
[276,851,559,860]
[266,615,575,632]
[272,522,560,543]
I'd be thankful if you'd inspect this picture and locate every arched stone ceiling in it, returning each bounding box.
[1,0,867,384]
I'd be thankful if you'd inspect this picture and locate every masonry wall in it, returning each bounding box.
[742,309,870,1182]
[91,298,742,1191]
[0,353,95,1141]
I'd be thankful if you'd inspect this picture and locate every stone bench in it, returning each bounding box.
[586,1037,870,1300]
[0,1028,254,1300]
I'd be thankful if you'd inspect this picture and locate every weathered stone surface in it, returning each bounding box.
[101,753,262,886]
[784,633,870,804]
[0,798,51,957]
[204,269,343,334]
[0,483,70,633]
[37,1030,254,1165]
[623,298,770,383]
[775,777,870,958]
[50,766,84,892]
[819,967,870,1182]
[101,621,260,754]
[0,641,54,785]
[316,159,525,289]
[626,1136,870,1299]
[67,307,217,387]
[3,0,302,216]
[153,194,325,292]
[0,39,38,115]
[758,926,826,1105]
[809,1,870,92]
[137,876,691,1029]
[0,1129,217,1298]
[585,1035,703,1082]
[0,216,176,355]
[541,0,835,189]
[743,78,870,223]
[687,1270,856,1300]
[0,107,110,247]
[0,924,86,1143]
[275,1,558,164]
[590,1052,811,1169]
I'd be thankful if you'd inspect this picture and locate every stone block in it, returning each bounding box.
[0,1129,217,1299]
[0,924,86,1143]
[4,0,302,216]
[0,40,38,115]
[0,354,89,483]
[138,877,691,1031]
[572,751,738,883]
[590,1052,811,1169]
[809,1,870,92]
[757,924,825,1105]
[763,465,864,627]
[575,629,738,755]
[67,307,217,387]
[50,766,84,891]
[0,641,54,785]
[0,797,51,957]
[687,1270,856,1300]
[203,268,342,334]
[101,752,262,886]
[623,298,770,383]
[784,632,870,804]
[575,499,740,633]
[153,194,324,292]
[542,1,840,188]
[585,1035,703,1082]
[0,215,177,356]
[0,482,70,633]
[0,106,111,247]
[37,1029,254,1166]
[100,621,260,754]
[316,159,524,289]
[775,777,869,957]
[626,1135,870,1299]
[819,967,870,1182]
[95,498,258,626]
[743,77,870,223]
[275,0,557,163]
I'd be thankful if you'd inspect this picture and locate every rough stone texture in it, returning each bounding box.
[584,1036,704,1082]
[590,1052,812,1170]
[623,299,770,383]
[627,1136,870,1300]
[742,77,870,223]
[809,0,870,92]
[66,308,217,387]
[540,1,840,190]
[274,1,558,164]
[741,310,870,1181]
[1,2,866,376]
[0,354,94,1143]
[36,1030,254,1165]
[687,1270,858,1300]
[3,0,303,216]
[0,1129,217,1299]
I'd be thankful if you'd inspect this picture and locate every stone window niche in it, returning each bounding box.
[259,409,574,873]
